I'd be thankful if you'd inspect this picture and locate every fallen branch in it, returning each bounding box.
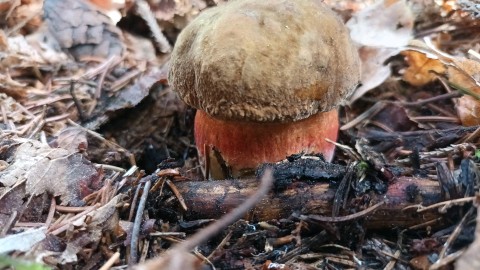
[173,176,443,229]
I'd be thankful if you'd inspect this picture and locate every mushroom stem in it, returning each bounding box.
[194,110,339,179]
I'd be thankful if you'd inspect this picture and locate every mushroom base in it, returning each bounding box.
[194,110,339,179]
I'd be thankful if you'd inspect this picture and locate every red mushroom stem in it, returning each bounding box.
[194,110,339,178]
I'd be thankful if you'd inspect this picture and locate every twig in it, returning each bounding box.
[55,205,93,213]
[69,80,86,122]
[67,119,136,166]
[303,201,385,223]
[133,170,274,269]
[461,125,480,143]
[99,251,120,270]
[129,176,151,222]
[95,56,120,99]
[397,91,461,106]
[109,69,142,92]
[178,169,273,252]
[438,206,475,260]
[430,248,466,270]
[403,197,475,213]
[1,104,7,125]
[409,116,460,123]
[135,0,172,53]
[407,218,442,230]
[325,139,362,161]
[150,232,186,238]
[207,230,232,260]
[45,197,56,228]
[340,101,386,130]
[0,211,17,236]
[94,164,127,173]
[165,179,188,211]
[383,250,401,270]
[139,238,150,263]
[193,250,216,270]
[129,179,152,264]
[49,204,100,235]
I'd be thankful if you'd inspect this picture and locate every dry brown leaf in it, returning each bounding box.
[54,127,88,153]
[38,195,124,265]
[85,66,168,129]
[0,139,101,206]
[402,49,446,86]
[449,58,480,126]
[456,95,480,126]
[0,183,26,229]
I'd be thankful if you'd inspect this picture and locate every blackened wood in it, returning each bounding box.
[175,176,442,229]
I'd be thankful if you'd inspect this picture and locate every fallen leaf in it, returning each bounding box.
[47,195,123,265]
[448,58,480,126]
[54,127,88,153]
[0,139,101,206]
[346,0,414,48]
[402,49,446,86]
[85,66,168,129]
[0,226,46,253]
[346,0,414,102]
[349,47,398,102]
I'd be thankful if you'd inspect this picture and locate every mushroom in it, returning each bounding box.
[169,0,361,179]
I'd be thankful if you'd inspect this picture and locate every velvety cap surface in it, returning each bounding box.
[169,0,361,122]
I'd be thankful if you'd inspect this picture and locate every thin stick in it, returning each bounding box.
[403,197,475,213]
[99,251,120,270]
[303,201,385,223]
[135,0,172,53]
[340,102,386,130]
[438,207,474,260]
[129,180,152,264]
[45,197,56,228]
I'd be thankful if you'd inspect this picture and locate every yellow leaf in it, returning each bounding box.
[402,50,446,86]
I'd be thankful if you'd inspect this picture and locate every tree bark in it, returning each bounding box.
[174,177,442,229]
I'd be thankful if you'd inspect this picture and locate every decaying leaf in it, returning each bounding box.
[38,195,124,265]
[0,139,101,206]
[53,127,88,153]
[402,49,446,87]
[449,58,480,126]
[0,31,44,68]
[346,0,414,48]
[346,0,414,102]
[2,0,43,35]
[349,47,398,102]
[0,226,46,253]
[84,66,169,130]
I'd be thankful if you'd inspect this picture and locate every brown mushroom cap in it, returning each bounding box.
[169,0,361,122]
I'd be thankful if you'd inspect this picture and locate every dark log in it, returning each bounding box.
[175,177,443,229]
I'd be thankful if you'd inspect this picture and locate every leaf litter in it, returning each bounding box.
[2,0,480,269]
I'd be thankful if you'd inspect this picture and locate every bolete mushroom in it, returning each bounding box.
[169,0,361,179]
